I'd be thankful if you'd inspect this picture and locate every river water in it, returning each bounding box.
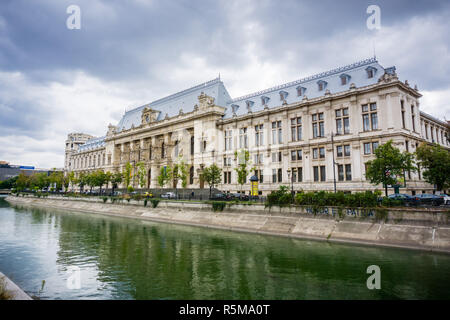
[0,196,449,300]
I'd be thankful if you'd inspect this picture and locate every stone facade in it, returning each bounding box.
[64,59,450,195]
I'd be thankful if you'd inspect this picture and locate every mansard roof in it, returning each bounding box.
[223,57,385,118]
[78,136,106,152]
[116,77,232,132]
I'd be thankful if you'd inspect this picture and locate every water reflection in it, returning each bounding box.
[0,198,449,299]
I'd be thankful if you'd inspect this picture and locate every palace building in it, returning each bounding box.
[64,58,450,195]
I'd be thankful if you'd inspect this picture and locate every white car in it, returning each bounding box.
[443,194,450,205]
[161,192,176,199]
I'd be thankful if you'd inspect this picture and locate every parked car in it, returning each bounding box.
[209,193,229,201]
[388,193,420,206]
[442,194,450,205]
[161,192,177,199]
[416,194,444,206]
[112,191,122,196]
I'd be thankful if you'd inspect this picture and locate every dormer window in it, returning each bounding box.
[366,66,377,79]
[261,96,270,105]
[339,74,351,85]
[245,100,254,112]
[231,104,240,114]
[296,86,306,96]
[317,80,327,91]
[279,90,288,101]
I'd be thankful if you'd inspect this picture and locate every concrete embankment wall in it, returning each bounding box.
[5,195,450,253]
[0,271,32,300]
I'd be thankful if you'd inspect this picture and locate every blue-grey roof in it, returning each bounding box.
[78,136,106,152]
[116,77,231,132]
[223,57,386,118]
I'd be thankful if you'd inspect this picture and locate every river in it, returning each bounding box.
[0,196,449,299]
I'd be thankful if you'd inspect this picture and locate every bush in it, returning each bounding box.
[132,194,143,201]
[211,201,226,212]
[266,186,292,209]
[144,199,148,207]
[150,199,160,208]
[127,186,134,193]
[102,197,108,203]
[295,190,381,208]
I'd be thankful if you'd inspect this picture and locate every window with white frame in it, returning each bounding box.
[239,127,248,148]
[362,103,378,131]
[291,117,302,141]
[335,108,349,134]
[255,124,264,146]
[224,130,232,151]
[272,121,282,144]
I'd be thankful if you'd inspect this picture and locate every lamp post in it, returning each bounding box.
[287,168,294,201]
[331,132,337,193]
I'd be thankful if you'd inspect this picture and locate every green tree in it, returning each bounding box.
[135,162,147,188]
[178,160,188,189]
[201,163,222,198]
[157,166,172,188]
[365,140,415,196]
[67,171,75,191]
[15,173,29,191]
[93,170,108,195]
[416,143,450,191]
[234,149,251,193]
[110,172,123,195]
[123,162,132,188]
[77,172,87,193]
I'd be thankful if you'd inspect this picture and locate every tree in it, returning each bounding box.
[135,162,147,188]
[123,162,132,188]
[0,176,18,189]
[68,171,75,191]
[416,143,450,191]
[234,149,251,193]
[178,160,188,189]
[77,172,87,193]
[201,163,222,198]
[110,172,123,195]
[365,140,415,196]
[157,166,172,188]
[93,170,108,195]
[15,173,29,191]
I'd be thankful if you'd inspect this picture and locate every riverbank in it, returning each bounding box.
[5,195,450,253]
[0,271,33,300]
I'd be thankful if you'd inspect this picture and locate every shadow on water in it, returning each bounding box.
[1,198,450,300]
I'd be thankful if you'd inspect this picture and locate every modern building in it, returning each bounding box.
[0,161,60,181]
[64,58,450,195]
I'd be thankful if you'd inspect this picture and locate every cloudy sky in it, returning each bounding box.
[0,0,449,168]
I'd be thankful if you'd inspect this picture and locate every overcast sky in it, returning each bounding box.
[0,0,449,168]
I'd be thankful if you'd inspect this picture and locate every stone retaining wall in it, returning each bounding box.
[6,195,450,253]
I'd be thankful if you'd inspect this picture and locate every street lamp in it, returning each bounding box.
[287,168,294,200]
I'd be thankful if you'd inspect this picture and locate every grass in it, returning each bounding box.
[0,276,13,300]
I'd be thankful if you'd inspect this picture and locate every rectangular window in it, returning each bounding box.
[224,130,232,151]
[255,124,264,146]
[272,169,277,183]
[291,117,302,141]
[313,148,318,159]
[272,121,282,144]
[313,166,319,182]
[372,141,379,152]
[338,164,344,181]
[312,112,324,138]
[320,166,326,182]
[411,106,416,132]
[362,103,378,131]
[277,168,282,182]
[319,147,325,159]
[297,150,302,161]
[297,167,303,182]
[291,150,296,161]
[364,142,371,155]
[336,145,343,157]
[239,127,248,149]
[345,164,352,181]
[335,108,349,134]
[272,152,282,163]
[344,145,351,156]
